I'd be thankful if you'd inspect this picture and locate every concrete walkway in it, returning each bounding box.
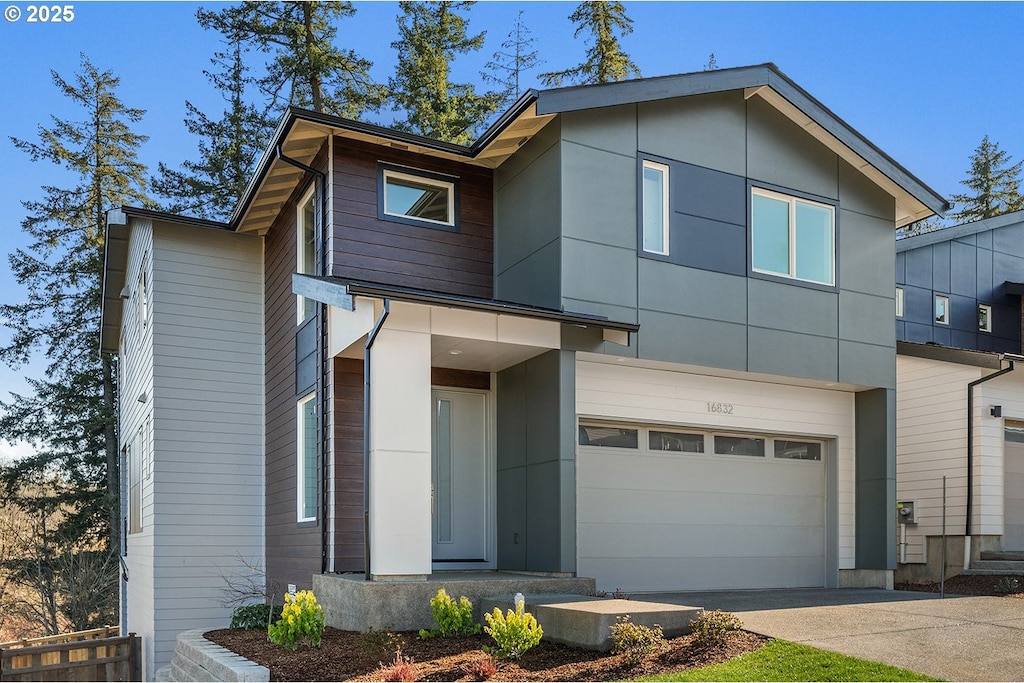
[645,588,1024,682]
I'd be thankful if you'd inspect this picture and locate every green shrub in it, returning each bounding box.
[483,605,543,659]
[267,590,325,650]
[609,615,665,665]
[360,628,406,663]
[418,588,481,638]
[690,609,743,647]
[230,603,283,630]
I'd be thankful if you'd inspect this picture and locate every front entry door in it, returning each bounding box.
[432,389,488,562]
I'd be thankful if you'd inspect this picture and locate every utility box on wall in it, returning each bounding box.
[897,500,917,524]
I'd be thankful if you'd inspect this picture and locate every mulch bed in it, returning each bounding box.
[896,573,1024,599]
[205,627,767,682]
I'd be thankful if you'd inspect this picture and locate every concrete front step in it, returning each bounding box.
[979,550,1024,561]
[967,559,1024,573]
[480,593,702,652]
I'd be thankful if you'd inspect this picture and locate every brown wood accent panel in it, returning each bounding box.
[265,150,327,594]
[330,137,494,299]
[431,367,491,390]
[333,357,365,571]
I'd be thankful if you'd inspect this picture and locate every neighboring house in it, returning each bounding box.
[895,212,1024,581]
[100,63,948,679]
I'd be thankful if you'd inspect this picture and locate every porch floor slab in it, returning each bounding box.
[312,571,596,632]
[481,594,703,652]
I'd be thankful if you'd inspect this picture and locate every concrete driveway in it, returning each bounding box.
[645,588,1024,681]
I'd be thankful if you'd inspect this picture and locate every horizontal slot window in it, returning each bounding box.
[774,440,822,461]
[649,430,704,453]
[382,168,456,227]
[578,425,638,449]
[714,435,765,457]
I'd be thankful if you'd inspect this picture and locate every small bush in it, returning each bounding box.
[996,576,1021,594]
[360,628,406,663]
[267,590,325,650]
[375,652,418,682]
[483,605,543,659]
[418,588,481,638]
[690,609,743,647]
[461,654,498,681]
[230,603,282,630]
[609,615,665,665]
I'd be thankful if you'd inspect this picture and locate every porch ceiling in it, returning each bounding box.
[431,335,551,372]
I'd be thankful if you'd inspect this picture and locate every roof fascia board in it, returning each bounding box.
[295,275,640,332]
[897,340,1002,370]
[896,210,1024,252]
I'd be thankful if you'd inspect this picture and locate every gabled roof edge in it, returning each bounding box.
[896,210,1024,252]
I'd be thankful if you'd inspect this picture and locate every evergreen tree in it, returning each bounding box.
[483,9,542,107]
[1,55,149,558]
[196,1,385,119]
[896,216,947,240]
[950,135,1024,223]
[389,1,502,145]
[539,1,641,86]
[152,39,275,221]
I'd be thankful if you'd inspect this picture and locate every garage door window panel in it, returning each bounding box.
[649,430,704,452]
[774,440,822,461]
[714,434,765,457]
[578,424,638,448]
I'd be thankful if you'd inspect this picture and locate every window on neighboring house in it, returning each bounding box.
[296,188,316,324]
[751,187,835,286]
[136,254,149,335]
[979,303,993,333]
[297,393,317,523]
[935,294,950,325]
[127,443,141,534]
[896,287,904,317]
[381,167,457,228]
[641,160,670,255]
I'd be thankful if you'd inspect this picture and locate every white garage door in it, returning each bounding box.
[1004,425,1024,550]
[577,423,827,593]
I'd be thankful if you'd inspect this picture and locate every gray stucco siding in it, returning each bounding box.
[561,238,637,311]
[839,291,895,348]
[638,259,747,324]
[747,327,838,381]
[836,212,895,299]
[637,91,746,177]
[855,388,896,569]
[950,241,977,297]
[562,142,636,248]
[837,159,895,222]
[748,280,838,339]
[495,241,561,311]
[560,104,637,158]
[746,96,838,201]
[637,309,747,371]
[839,340,895,389]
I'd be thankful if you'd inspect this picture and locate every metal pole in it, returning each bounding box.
[941,475,947,599]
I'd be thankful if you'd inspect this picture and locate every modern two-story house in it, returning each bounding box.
[100,64,948,678]
[895,212,1024,581]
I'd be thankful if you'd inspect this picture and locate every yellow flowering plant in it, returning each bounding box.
[267,590,325,650]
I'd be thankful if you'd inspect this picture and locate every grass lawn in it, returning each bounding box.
[635,639,943,682]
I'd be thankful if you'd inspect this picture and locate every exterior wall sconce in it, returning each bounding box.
[991,405,1002,418]
[137,392,148,404]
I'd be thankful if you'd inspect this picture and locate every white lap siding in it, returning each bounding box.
[575,357,855,592]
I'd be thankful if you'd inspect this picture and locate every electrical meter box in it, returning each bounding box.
[897,501,917,524]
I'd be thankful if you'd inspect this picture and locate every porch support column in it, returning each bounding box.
[368,322,432,579]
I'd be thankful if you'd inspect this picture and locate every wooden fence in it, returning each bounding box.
[0,627,140,682]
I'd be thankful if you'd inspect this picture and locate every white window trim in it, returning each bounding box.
[297,392,317,523]
[935,294,950,325]
[382,168,456,227]
[896,287,904,318]
[296,187,316,324]
[751,187,836,286]
[979,303,993,333]
[641,159,670,256]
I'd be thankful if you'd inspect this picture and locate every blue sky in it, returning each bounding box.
[1,1,1023,458]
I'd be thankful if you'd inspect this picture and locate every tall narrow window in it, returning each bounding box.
[127,444,141,534]
[979,303,992,333]
[935,295,950,325]
[297,393,317,522]
[751,187,835,286]
[641,160,670,255]
[896,287,904,317]
[296,188,316,323]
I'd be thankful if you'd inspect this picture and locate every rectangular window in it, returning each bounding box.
[136,254,149,335]
[297,393,317,522]
[896,287,904,318]
[578,424,638,449]
[127,444,141,534]
[382,168,456,227]
[774,439,822,461]
[296,188,316,323]
[979,304,992,333]
[751,188,835,286]
[935,294,950,325]
[649,430,703,452]
[714,435,765,457]
[641,160,670,255]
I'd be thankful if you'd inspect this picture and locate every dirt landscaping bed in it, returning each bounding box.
[896,573,1024,598]
[205,627,767,682]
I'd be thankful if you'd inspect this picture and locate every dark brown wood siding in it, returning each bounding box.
[333,357,365,571]
[330,137,494,298]
[265,172,323,593]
